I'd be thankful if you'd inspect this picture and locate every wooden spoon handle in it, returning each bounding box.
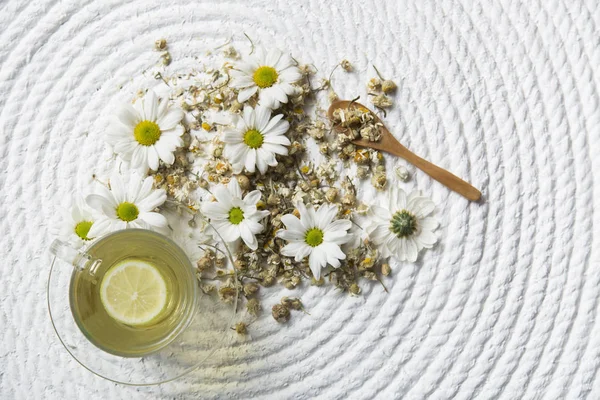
[386,142,482,201]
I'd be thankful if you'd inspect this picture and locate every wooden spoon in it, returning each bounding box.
[328,100,482,201]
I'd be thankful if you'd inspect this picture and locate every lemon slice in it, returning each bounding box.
[100,259,168,326]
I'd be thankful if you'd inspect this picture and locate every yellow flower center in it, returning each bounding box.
[133,120,161,146]
[390,210,417,238]
[243,129,264,149]
[74,221,94,241]
[116,202,139,222]
[253,66,279,88]
[228,207,244,225]
[305,228,324,247]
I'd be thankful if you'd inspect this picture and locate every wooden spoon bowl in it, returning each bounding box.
[328,100,481,201]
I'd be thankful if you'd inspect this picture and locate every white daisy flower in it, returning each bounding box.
[230,47,302,109]
[107,90,184,173]
[86,172,168,237]
[223,105,290,174]
[201,178,269,250]
[277,203,352,280]
[367,188,439,262]
[59,197,98,249]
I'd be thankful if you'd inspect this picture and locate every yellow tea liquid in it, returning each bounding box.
[69,229,197,357]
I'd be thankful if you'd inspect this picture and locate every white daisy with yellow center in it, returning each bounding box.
[230,47,302,109]
[201,178,269,250]
[107,90,184,173]
[277,203,352,280]
[60,197,97,248]
[86,172,168,237]
[223,105,291,175]
[367,188,439,262]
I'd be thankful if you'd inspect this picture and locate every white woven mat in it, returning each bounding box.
[1,0,600,399]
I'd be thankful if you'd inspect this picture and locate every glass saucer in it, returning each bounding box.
[47,231,237,386]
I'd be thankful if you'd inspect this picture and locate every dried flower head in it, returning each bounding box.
[272,304,291,323]
[340,59,353,72]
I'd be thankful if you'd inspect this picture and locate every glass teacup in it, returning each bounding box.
[48,228,237,385]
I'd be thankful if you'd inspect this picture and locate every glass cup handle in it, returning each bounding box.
[49,239,102,277]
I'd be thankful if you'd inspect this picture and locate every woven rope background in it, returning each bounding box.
[1,0,599,398]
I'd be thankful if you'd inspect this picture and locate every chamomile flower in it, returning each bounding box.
[86,172,168,237]
[201,178,269,250]
[367,188,439,262]
[107,90,184,173]
[230,47,302,109]
[277,203,352,280]
[59,197,98,248]
[222,105,290,174]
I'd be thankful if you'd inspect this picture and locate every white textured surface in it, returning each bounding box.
[1,0,600,399]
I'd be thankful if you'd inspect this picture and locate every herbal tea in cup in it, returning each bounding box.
[68,229,197,357]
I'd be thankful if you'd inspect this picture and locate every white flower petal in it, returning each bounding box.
[242,218,264,234]
[277,229,305,242]
[262,113,284,132]
[420,217,439,231]
[255,150,268,174]
[279,68,302,83]
[416,229,437,247]
[254,106,271,132]
[156,96,169,121]
[109,173,126,204]
[86,194,116,217]
[406,238,418,262]
[131,145,148,173]
[409,197,436,219]
[116,104,139,127]
[157,109,184,130]
[227,178,243,199]
[137,189,167,211]
[239,223,258,250]
[139,211,168,229]
[308,247,327,280]
[147,146,160,171]
[87,217,112,238]
[243,190,262,205]
[212,185,234,208]
[243,105,255,128]
[265,48,282,67]
[315,205,338,229]
[244,148,257,173]
[142,91,158,121]
[262,119,290,137]
[281,242,312,261]
[136,176,154,202]
[155,142,175,165]
[238,86,258,103]
[280,214,304,233]
[262,143,289,156]
[202,202,230,219]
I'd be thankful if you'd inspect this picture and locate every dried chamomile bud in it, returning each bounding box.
[381,263,391,276]
[367,77,381,91]
[218,287,237,303]
[381,79,397,93]
[282,297,303,310]
[325,188,338,202]
[371,94,393,108]
[395,165,409,181]
[246,298,261,316]
[243,282,259,296]
[155,38,167,50]
[197,256,213,272]
[272,304,290,323]
[233,322,247,335]
[349,283,361,295]
[371,172,387,190]
[340,59,353,72]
